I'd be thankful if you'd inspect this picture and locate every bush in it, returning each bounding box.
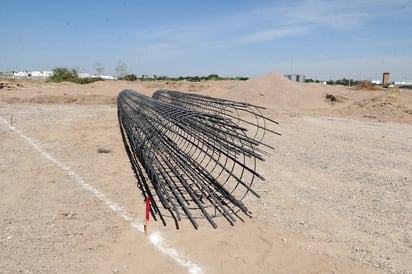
[77,77,104,84]
[235,77,249,81]
[48,67,104,84]
[48,67,79,83]
[207,74,220,80]
[120,74,138,81]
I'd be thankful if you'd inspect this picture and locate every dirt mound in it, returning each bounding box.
[223,72,328,109]
[355,80,382,91]
[336,89,412,123]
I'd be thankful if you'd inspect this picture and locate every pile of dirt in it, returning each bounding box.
[223,72,329,109]
[355,80,382,91]
[336,89,412,123]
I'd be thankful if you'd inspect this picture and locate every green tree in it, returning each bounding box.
[48,67,103,84]
[207,74,220,80]
[335,78,356,86]
[48,67,79,83]
[121,74,137,81]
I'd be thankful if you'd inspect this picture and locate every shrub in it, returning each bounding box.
[48,67,79,83]
[48,67,104,84]
[120,74,138,81]
[207,74,220,80]
[77,77,104,84]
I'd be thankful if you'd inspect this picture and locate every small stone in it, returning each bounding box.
[281,237,287,242]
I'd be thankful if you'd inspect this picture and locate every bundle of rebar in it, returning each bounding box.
[117,89,279,229]
[152,89,281,144]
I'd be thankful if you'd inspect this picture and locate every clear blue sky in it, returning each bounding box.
[1,0,411,81]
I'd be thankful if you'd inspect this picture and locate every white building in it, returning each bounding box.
[13,70,53,80]
[100,74,117,80]
[13,71,28,78]
[78,72,92,78]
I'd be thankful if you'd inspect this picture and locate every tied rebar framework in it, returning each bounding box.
[117,89,279,229]
[152,89,281,144]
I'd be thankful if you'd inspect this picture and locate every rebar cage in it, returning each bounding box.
[117,89,279,229]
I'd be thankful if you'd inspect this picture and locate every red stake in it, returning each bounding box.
[145,197,150,236]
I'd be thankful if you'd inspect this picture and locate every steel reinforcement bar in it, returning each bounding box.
[152,89,281,148]
[118,89,277,229]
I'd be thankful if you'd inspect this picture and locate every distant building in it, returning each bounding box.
[1,70,118,81]
[31,71,53,80]
[78,73,117,80]
[383,72,390,86]
[11,70,52,80]
[394,81,412,89]
[0,71,14,79]
[13,71,29,78]
[100,75,117,80]
[285,74,305,83]
[78,72,92,78]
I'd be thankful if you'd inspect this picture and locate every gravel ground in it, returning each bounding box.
[1,102,410,273]
[246,113,412,273]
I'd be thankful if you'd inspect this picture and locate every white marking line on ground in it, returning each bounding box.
[0,117,203,274]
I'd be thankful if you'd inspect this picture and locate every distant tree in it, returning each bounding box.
[94,62,104,75]
[48,67,103,84]
[190,76,201,82]
[207,74,220,80]
[121,74,137,81]
[48,67,79,83]
[236,77,249,81]
[115,62,127,78]
[335,78,357,86]
[335,78,347,86]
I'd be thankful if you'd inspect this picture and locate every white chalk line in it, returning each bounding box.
[0,117,203,274]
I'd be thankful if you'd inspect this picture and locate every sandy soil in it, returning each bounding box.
[0,74,411,273]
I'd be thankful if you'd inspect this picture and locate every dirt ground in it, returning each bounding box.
[0,76,411,273]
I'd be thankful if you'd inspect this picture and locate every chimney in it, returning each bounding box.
[383,72,390,86]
